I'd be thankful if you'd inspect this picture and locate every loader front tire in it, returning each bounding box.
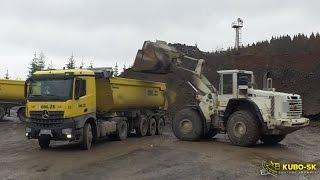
[173,108,203,141]
[227,110,260,146]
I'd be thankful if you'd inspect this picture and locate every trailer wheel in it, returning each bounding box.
[38,137,50,149]
[117,119,128,140]
[82,123,93,150]
[147,118,156,136]
[17,107,26,123]
[156,117,165,135]
[172,108,203,141]
[260,134,286,145]
[226,110,260,146]
[137,116,148,137]
[0,106,5,121]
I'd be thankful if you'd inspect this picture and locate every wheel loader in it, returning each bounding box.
[132,40,309,146]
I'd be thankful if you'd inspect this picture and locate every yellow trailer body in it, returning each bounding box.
[96,77,167,113]
[0,79,25,102]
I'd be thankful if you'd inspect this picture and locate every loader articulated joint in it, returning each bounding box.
[223,99,264,129]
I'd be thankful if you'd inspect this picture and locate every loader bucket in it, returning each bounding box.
[132,40,183,74]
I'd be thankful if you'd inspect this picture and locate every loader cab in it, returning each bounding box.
[217,70,254,108]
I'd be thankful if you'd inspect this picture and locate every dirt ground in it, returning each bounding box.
[0,117,319,180]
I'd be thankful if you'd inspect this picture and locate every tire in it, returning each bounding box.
[82,123,93,150]
[226,110,260,147]
[116,119,128,140]
[260,134,286,145]
[147,118,156,136]
[156,117,165,135]
[202,129,218,139]
[0,106,5,121]
[136,116,148,137]
[17,107,26,123]
[38,137,50,149]
[172,108,203,141]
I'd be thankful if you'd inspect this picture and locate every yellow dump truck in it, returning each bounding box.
[0,79,26,122]
[25,68,167,150]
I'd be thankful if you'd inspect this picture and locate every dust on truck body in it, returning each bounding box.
[25,68,167,150]
[0,79,26,121]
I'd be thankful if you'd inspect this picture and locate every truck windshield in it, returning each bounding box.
[27,78,73,101]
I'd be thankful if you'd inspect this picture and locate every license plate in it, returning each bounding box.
[39,129,52,136]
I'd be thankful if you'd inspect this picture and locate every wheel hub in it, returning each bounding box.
[179,119,193,134]
[234,122,246,138]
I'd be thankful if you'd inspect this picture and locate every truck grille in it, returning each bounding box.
[30,119,64,128]
[287,99,302,118]
[29,111,64,120]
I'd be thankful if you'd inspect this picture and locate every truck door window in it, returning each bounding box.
[75,79,86,99]
[222,74,233,94]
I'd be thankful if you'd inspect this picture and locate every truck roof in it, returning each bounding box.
[217,70,253,74]
[34,69,95,76]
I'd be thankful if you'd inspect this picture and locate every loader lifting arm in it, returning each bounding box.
[132,40,217,95]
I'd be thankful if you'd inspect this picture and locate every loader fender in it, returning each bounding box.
[223,99,264,129]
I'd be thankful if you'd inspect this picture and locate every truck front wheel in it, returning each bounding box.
[38,137,50,149]
[260,134,286,145]
[172,108,203,141]
[17,107,26,123]
[226,110,260,146]
[82,123,93,150]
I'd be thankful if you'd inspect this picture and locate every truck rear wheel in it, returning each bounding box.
[226,110,260,146]
[17,107,26,123]
[38,137,50,149]
[260,134,286,145]
[0,106,5,121]
[156,117,165,135]
[117,120,128,140]
[147,118,156,136]
[82,123,93,150]
[172,108,203,141]
[137,116,148,137]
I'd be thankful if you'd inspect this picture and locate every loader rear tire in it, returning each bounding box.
[227,110,260,147]
[172,108,203,141]
[137,116,148,137]
[260,134,286,145]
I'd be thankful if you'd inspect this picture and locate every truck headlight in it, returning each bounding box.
[62,128,72,138]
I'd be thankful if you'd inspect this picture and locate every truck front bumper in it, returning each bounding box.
[25,118,83,141]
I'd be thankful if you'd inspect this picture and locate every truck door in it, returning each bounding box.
[74,78,88,116]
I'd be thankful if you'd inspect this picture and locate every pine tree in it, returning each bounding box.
[28,52,46,77]
[113,63,118,76]
[88,61,93,69]
[80,60,85,69]
[66,53,76,69]
[38,52,46,70]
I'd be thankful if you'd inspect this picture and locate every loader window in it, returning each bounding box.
[75,79,86,99]
[222,74,233,94]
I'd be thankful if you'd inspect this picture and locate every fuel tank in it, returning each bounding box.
[0,79,25,102]
[96,77,167,113]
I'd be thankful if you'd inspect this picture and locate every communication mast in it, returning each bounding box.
[232,18,243,50]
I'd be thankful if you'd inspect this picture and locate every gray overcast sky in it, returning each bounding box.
[0,0,319,79]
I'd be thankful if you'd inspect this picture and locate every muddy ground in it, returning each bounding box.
[0,117,319,180]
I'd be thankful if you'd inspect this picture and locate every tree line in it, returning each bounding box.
[26,52,125,78]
